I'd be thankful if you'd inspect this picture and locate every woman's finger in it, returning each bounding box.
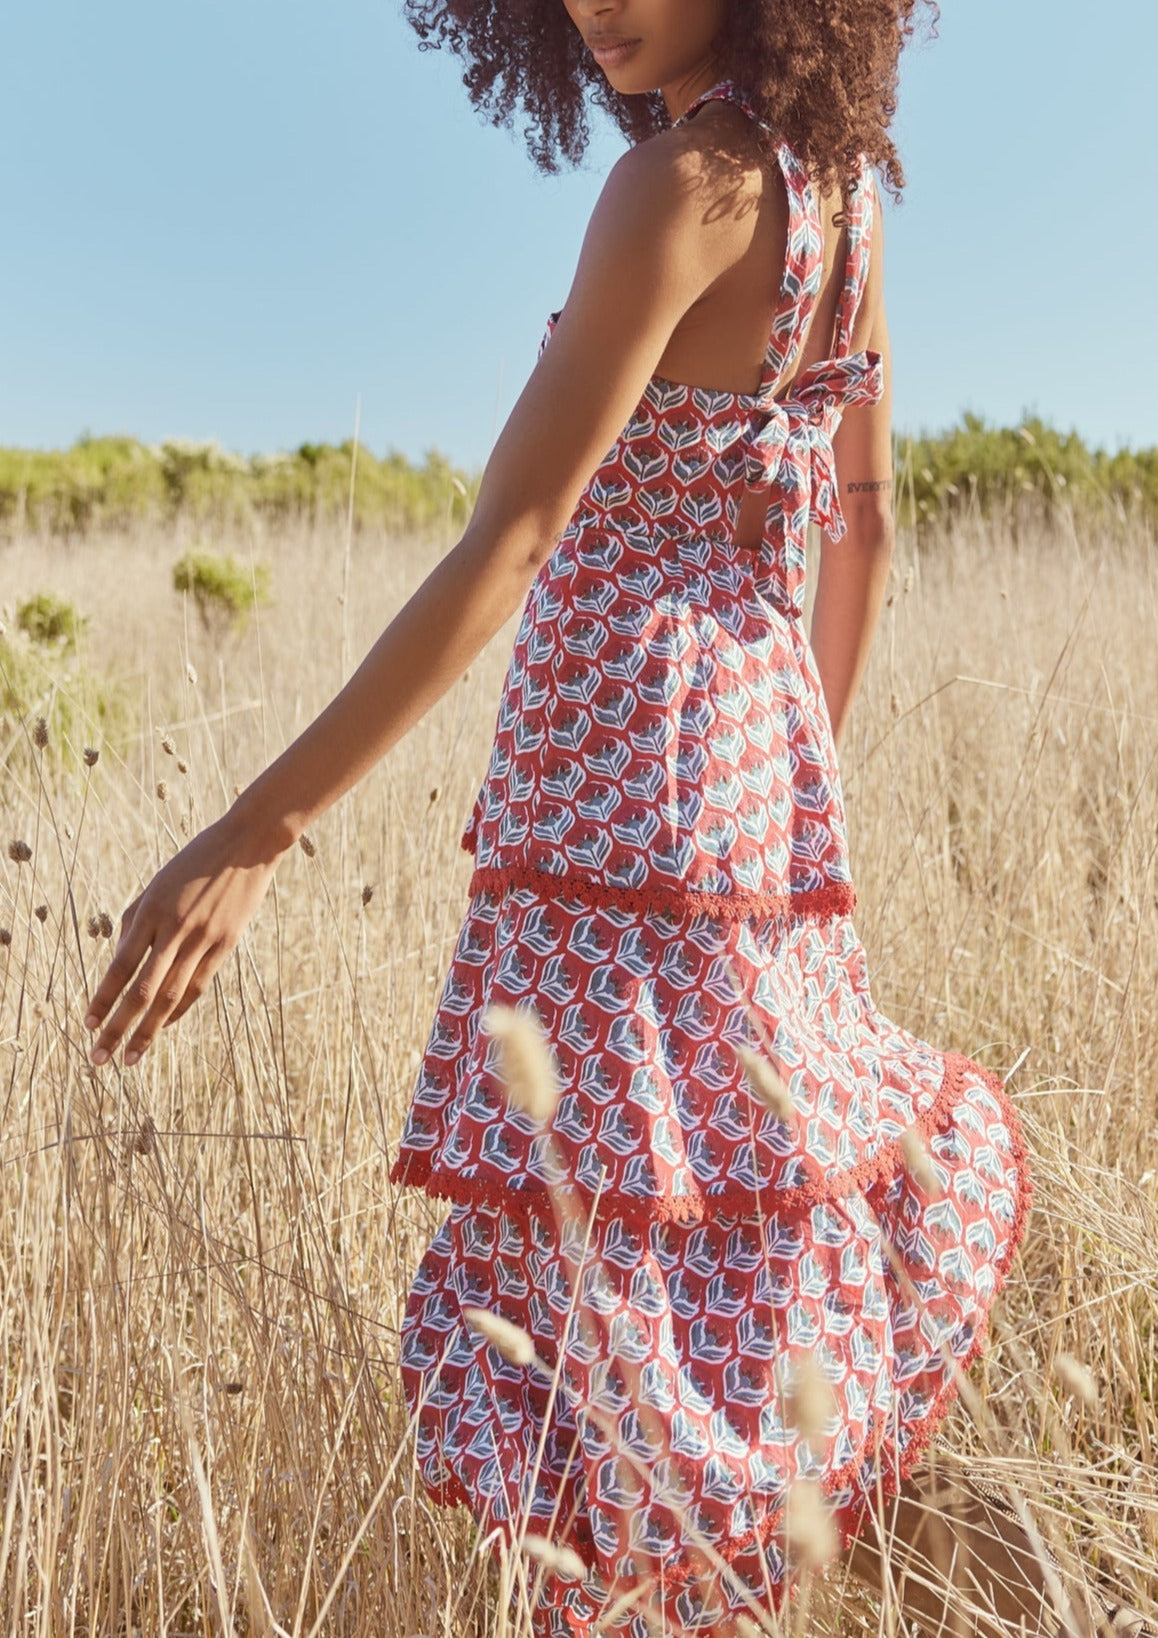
[88,930,183,1065]
[164,940,230,1028]
[83,908,159,1039]
[122,940,225,1064]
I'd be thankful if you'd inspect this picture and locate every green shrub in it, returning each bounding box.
[172,550,272,636]
[16,592,87,650]
[892,413,1158,535]
[0,436,482,538]
[0,632,126,771]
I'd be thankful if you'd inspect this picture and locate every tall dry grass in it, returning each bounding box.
[0,500,1155,1636]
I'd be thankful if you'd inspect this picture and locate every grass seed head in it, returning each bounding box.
[98,911,114,939]
[785,1477,839,1567]
[361,884,374,907]
[899,1125,942,1196]
[34,904,48,923]
[737,1045,794,1121]
[482,1004,560,1123]
[1054,1351,1097,1407]
[8,839,32,864]
[0,927,11,948]
[298,833,316,858]
[155,780,168,801]
[519,1533,587,1582]
[160,735,175,755]
[462,1305,537,1367]
[33,715,49,749]
[787,1351,836,1449]
[86,915,101,939]
[83,746,99,766]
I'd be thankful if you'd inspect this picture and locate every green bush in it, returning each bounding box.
[0,632,125,771]
[16,592,87,650]
[0,436,482,538]
[892,413,1158,535]
[172,550,272,636]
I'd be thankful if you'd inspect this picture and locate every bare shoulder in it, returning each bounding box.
[592,100,776,286]
[615,94,770,185]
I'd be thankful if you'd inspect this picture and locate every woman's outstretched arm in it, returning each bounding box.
[809,184,895,749]
[83,121,764,1068]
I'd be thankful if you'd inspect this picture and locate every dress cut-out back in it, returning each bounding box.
[391,76,1033,1637]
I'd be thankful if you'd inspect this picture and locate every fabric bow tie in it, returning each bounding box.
[742,348,885,542]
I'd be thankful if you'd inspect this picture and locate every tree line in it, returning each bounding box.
[1,414,1154,539]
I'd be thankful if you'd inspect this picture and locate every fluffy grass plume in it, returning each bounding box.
[482,1002,561,1123]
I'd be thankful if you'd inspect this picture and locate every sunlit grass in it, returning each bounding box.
[0,500,1155,1634]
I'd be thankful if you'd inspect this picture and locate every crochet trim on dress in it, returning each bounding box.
[465,862,857,925]
[390,1050,1033,1238]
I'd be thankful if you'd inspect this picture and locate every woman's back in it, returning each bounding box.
[526,78,884,627]
[649,97,875,411]
[458,79,890,589]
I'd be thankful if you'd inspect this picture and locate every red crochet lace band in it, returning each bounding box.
[465,862,856,924]
[390,1050,1033,1239]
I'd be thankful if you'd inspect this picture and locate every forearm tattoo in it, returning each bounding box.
[845,479,893,494]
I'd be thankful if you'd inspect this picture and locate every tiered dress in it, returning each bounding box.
[390,77,1033,1636]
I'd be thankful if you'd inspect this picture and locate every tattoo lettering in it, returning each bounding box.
[845,479,893,493]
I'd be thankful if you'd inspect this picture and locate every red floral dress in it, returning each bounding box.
[391,77,1032,1636]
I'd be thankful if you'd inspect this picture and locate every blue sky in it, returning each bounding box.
[1,1,1152,473]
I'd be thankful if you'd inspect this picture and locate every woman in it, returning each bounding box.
[84,2,1136,1633]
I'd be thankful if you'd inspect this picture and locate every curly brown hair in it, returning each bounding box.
[403,0,940,207]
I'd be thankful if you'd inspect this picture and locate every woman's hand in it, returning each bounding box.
[83,810,283,1067]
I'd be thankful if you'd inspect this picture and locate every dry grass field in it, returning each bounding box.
[1,499,1156,1636]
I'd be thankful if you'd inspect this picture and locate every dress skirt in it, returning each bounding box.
[393,888,1033,1635]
